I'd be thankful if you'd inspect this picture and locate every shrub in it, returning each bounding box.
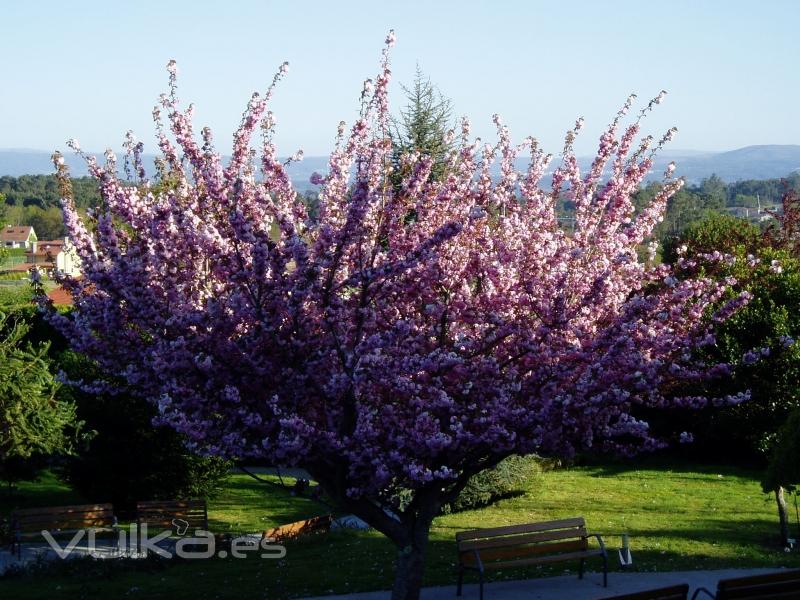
[56,355,232,514]
[446,455,541,512]
[0,454,48,496]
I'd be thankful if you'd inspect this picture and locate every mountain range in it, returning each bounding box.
[2,145,799,189]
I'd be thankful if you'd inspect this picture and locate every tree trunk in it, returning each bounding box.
[775,486,791,547]
[391,518,433,600]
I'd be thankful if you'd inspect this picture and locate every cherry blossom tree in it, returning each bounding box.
[42,33,748,600]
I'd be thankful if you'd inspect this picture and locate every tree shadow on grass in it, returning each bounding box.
[0,472,86,517]
[208,475,332,533]
[575,456,762,480]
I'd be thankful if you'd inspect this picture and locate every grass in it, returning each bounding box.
[0,249,26,272]
[0,273,58,310]
[2,459,800,599]
[0,281,33,308]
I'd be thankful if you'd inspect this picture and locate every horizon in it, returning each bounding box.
[2,1,799,160]
[4,143,800,158]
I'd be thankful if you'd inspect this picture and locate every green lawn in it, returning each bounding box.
[2,461,799,599]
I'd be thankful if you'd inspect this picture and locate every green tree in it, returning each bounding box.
[700,174,727,207]
[390,65,454,185]
[25,206,67,240]
[667,215,800,457]
[0,192,7,264]
[0,311,81,491]
[56,351,230,511]
[665,215,800,546]
[634,182,725,249]
[762,409,800,546]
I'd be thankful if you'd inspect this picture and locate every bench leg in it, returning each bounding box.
[456,566,463,596]
[602,553,608,587]
[578,558,585,579]
[479,571,484,600]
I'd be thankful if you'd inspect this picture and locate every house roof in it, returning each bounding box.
[47,286,74,306]
[1,225,34,242]
[28,240,66,257]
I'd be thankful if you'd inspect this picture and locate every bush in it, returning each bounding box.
[446,455,541,512]
[56,352,230,514]
[0,309,230,514]
[0,454,48,496]
[0,284,33,308]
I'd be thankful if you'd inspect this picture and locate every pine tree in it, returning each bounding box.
[0,312,80,462]
[390,65,454,185]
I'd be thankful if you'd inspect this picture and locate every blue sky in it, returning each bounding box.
[2,0,798,157]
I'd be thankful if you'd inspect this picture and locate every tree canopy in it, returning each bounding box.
[0,312,80,462]
[41,36,747,600]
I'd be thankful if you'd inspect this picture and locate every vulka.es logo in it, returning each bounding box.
[41,524,286,560]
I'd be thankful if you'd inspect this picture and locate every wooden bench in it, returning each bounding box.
[599,584,689,600]
[262,514,333,542]
[456,517,608,600]
[9,503,117,558]
[691,569,800,599]
[135,499,208,552]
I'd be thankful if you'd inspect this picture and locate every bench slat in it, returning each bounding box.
[15,519,114,531]
[458,527,587,551]
[597,583,689,600]
[716,569,800,600]
[14,515,114,527]
[719,568,800,589]
[12,504,113,517]
[720,585,800,600]
[137,500,206,508]
[721,591,800,600]
[15,509,114,520]
[137,511,206,516]
[135,499,208,532]
[462,539,590,564]
[15,525,118,538]
[469,548,603,571]
[12,504,116,534]
[455,517,586,541]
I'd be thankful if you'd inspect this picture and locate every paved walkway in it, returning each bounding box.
[300,568,779,600]
[0,541,124,575]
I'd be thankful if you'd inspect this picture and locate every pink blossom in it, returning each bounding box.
[42,34,744,598]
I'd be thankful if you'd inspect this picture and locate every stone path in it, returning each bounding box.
[300,568,780,600]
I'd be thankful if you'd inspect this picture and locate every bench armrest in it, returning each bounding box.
[690,588,715,600]
[587,533,607,556]
[471,549,484,573]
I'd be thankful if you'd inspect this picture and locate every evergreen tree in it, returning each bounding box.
[0,311,81,491]
[762,409,800,546]
[390,65,454,185]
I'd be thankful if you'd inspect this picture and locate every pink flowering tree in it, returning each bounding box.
[43,33,747,600]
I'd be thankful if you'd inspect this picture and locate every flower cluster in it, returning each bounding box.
[44,35,744,502]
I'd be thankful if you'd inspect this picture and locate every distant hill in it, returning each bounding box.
[654,145,800,183]
[0,149,330,193]
[2,145,799,188]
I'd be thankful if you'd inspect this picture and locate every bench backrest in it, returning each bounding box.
[11,503,116,533]
[136,499,208,532]
[598,583,689,600]
[263,514,333,542]
[456,517,589,560]
[716,569,800,599]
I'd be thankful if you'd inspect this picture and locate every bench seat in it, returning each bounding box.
[691,569,800,599]
[10,503,117,558]
[456,517,607,600]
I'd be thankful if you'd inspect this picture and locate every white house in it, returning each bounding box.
[25,237,81,276]
[1,225,37,249]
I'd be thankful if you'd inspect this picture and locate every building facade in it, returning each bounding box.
[1,225,37,249]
